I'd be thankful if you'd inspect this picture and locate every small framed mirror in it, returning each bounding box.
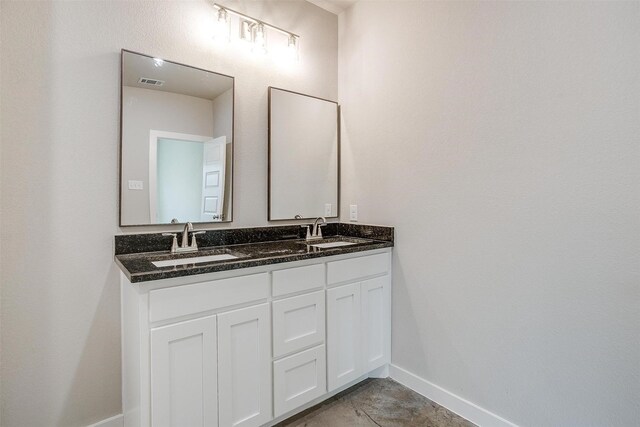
[268,87,339,220]
[119,50,234,226]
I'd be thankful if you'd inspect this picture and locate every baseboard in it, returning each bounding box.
[87,414,123,427]
[368,363,390,378]
[389,364,518,427]
[87,366,513,427]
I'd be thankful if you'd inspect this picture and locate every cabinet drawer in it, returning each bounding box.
[272,291,325,357]
[327,252,389,285]
[272,263,325,297]
[273,345,326,418]
[149,273,269,323]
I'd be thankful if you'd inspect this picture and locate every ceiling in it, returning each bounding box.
[306,0,358,15]
[122,51,233,100]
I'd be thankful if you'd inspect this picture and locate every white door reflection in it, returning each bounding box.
[149,131,227,224]
[201,136,226,222]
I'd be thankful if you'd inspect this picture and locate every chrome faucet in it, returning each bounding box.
[303,217,327,241]
[181,222,193,248]
[163,222,205,254]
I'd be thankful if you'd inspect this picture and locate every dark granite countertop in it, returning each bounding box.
[115,223,394,283]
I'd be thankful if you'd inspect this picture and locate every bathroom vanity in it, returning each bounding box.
[115,50,388,427]
[115,224,393,427]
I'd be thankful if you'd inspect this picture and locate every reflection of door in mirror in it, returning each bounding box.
[148,132,227,224]
[201,136,226,222]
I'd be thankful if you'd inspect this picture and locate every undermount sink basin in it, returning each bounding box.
[152,254,238,268]
[310,241,358,249]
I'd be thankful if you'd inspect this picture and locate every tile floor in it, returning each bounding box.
[278,378,476,427]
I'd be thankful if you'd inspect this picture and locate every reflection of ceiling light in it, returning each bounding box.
[153,58,164,67]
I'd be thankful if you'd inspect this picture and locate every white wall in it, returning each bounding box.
[339,1,639,426]
[0,1,337,426]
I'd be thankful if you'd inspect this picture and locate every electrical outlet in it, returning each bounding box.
[128,180,144,190]
[349,204,358,221]
[325,203,332,216]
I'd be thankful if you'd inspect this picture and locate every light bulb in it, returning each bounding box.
[287,35,299,61]
[213,8,230,43]
[217,8,228,24]
[253,23,267,55]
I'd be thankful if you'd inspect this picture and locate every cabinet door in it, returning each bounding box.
[151,315,218,427]
[273,345,327,417]
[327,283,362,391]
[218,303,271,427]
[361,276,391,371]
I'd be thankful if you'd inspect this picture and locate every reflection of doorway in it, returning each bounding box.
[149,130,227,224]
[201,136,226,222]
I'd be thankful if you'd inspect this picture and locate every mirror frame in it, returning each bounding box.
[267,86,340,221]
[119,49,235,227]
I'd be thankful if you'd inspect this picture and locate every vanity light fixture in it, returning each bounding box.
[212,3,299,61]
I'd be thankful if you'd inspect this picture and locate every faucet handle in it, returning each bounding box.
[190,230,206,249]
[162,233,178,253]
[300,225,312,240]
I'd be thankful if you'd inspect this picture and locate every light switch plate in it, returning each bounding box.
[325,203,332,216]
[128,180,144,190]
[349,204,358,221]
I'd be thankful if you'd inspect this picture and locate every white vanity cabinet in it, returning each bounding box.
[326,254,392,391]
[121,248,391,427]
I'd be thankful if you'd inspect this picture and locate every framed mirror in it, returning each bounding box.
[119,50,234,226]
[268,87,339,220]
